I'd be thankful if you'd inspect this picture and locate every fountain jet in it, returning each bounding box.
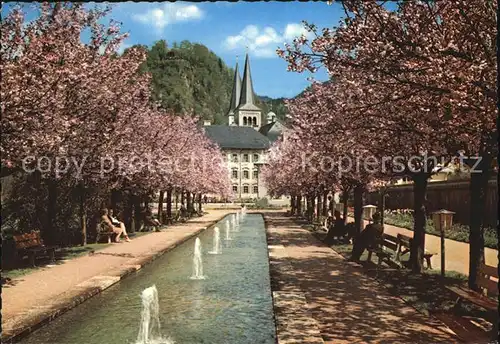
[225,221,232,240]
[136,285,174,344]
[208,227,222,254]
[190,238,205,280]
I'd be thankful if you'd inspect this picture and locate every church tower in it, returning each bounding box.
[235,54,262,130]
[227,62,242,125]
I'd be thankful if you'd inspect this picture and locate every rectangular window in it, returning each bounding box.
[232,154,238,162]
[253,154,259,162]
[243,186,249,194]
[253,170,258,179]
[253,185,258,194]
[232,185,238,193]
[232,170,238,179]
[243,154,249,162]
[243,170,249,179]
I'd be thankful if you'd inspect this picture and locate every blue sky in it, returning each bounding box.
[4,1,348,98]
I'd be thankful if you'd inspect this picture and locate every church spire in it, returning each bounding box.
[227,61,242,116]
[237,53,260,111]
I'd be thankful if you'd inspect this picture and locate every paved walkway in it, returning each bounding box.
[2,210,231,341]
[351,218,498,275]
[266,213,459,344]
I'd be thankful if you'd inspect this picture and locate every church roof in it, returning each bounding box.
[259,120,285,143]
[227,62,242,115]
[204,125,270,149]
[236,54,261,112]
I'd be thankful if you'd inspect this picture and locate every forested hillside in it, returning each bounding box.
[134,40,234,124]
[128,40,290,124]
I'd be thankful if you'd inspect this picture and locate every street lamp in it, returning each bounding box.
[363,205,377,223]
[431,209,455,277]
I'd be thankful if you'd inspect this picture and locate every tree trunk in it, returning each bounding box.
[307,194,314,223]
[157,191,164,224]
[186,192,192,214]
[342,190,349,225]
[78,183,87,246]
[296,194,302,217]
[410,173,429,273]
[379,190,386,226]
[166,188,173,221]
[322,190,328,217]
[181,191,185,207]
[31,170,44,231]
[198,193,202,213]
[110,189,122,211]
[46,179,58,245]
[316,189,322,221]
[133,195,142,233]
[353,185,364,236]
[290,194,296,215]
[468,154,492,290]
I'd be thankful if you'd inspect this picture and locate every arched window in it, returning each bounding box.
[243,185,249,194]
[252,169,258,179]
[231,169,238,179]
[243,170,249,179]
[243,117,247,126]
[253,185,258,194]
[243,154,249,162]
[253,117,257,127]
[232,185,238,193]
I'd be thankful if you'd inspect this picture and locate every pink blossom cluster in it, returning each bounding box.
[1,3,231,197]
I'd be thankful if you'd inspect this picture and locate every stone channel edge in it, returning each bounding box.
[2,212,232,344]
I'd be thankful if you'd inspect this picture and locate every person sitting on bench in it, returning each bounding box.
[324,210,347,244]
[101,209,130,243]
[349,211,383,262]
[144,209,161,231]
[108,209,132,242]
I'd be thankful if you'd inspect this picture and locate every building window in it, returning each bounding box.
[253,117,257,127]
[253,154,259,163]
[232,185,238,193]
[232,154,238,162]
[243,185,249,194]
[253,185,258,194]
[243,170,249,179]
[232,169,238,179]
[243,117,247,126]
[243,154,249,162]
[253,169,258,179]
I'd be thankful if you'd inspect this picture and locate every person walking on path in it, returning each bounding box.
[349,211,384,262]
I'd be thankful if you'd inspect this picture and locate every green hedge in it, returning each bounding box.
[383,211,498,249]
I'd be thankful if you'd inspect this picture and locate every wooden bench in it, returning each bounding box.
[367,233,402,271]
[396,233,435,270]
[13,231,58,267]
[96,223,116,243]
[312,216,328,232]
[446,263,498,312]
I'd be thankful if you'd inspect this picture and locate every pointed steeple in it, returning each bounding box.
[236,53,260,111]
[227,62,242,116]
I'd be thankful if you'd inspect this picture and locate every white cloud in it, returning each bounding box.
[132,3,204,31]
[223,23,314,59]
[118,42,132,55]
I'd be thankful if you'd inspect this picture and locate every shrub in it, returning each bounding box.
[383,210,497,249]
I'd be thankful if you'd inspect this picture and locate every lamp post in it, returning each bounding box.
[431,209,455,277]
[363,205,377,223]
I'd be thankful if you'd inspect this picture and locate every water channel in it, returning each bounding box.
[19,213,276,344]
